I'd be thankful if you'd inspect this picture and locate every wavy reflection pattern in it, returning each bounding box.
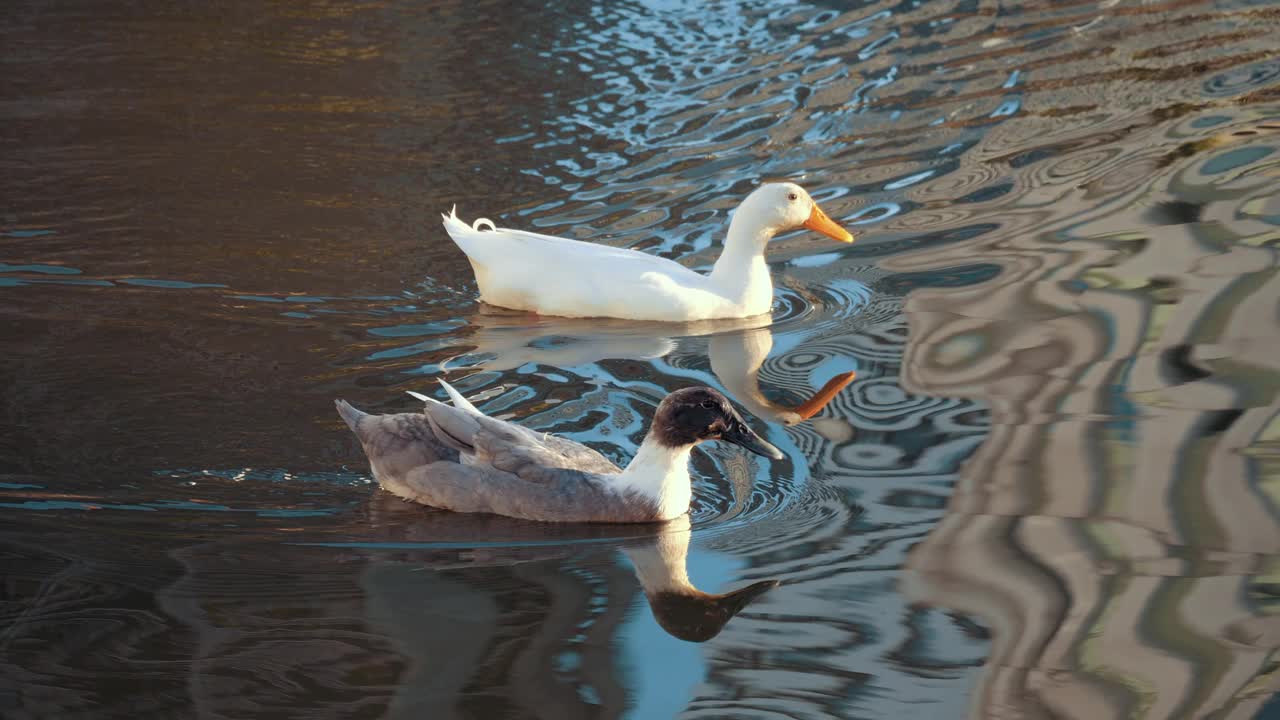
[893,74,1280,720]
[381,0,1278,715]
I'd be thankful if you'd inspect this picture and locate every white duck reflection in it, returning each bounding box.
[441,307,855,425]
[707,325,856,426]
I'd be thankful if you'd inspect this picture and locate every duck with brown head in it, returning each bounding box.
[336,381,782,523]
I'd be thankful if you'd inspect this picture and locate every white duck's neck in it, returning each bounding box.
[617,436,694,520]
[709,208,777,314]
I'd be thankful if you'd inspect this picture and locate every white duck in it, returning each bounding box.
[441,182,854,321]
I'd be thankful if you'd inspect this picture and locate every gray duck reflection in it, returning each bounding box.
[621,514,778,642]
[360,498,779,644]
[442,307,856,425]
[152,506,775,720]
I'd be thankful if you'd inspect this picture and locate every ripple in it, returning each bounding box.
[1203,58,1280,98]
[909,161,1004,202]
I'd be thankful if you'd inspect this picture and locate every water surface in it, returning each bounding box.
[3,0,1280,718]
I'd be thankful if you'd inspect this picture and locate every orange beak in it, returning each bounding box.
[792,371,857,420]
[803,204,854,243]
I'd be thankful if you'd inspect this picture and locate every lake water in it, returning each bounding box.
[3,1,1280,718]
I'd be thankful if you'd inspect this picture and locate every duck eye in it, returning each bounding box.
[699,400,717,409]
[787,192,798,201]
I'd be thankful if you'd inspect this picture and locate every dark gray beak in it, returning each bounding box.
[720,413,784,460]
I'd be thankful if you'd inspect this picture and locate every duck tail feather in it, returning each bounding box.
[334,399,368,434]
[422,402,480,454]
[437,379,482,414]
[406,390,441,405]
[440,206,499,237]
[441,206,473,236]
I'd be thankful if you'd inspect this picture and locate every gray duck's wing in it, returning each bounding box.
[336,400,459,472]
[420,396,621,479]
[335,399,460,500]
[411,394,659,522]
[402,461,659,523]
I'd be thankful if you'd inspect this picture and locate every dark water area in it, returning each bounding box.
[3,0,1280,717]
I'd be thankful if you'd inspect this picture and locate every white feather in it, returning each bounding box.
[612,438,694,521]
[437,379,481,415]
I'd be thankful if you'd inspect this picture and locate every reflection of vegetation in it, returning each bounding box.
[901,126,1280,717]
[877,262,1002,295]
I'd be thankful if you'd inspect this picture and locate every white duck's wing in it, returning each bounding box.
[441,212,737,320]
[443,211,681,270]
